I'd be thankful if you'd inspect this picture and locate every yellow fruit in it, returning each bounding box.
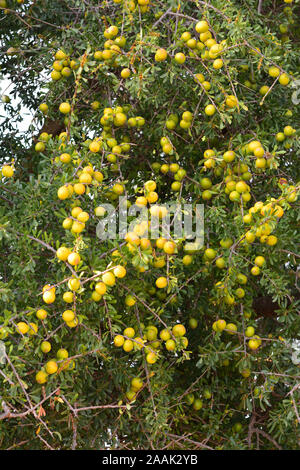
[60,152,71,163]
[136,196,148,206]
[39,103,48,114]
[121,68,131,79]
[195,20,209,34]
[73,183,85,195]
[226,95,238,108]
[155,48,167,62]
[77,211,89,223]
[241,368,251,378]
[113,265,126,278]
[165,339,176,351]
[41,341,51,353]
[51,70,61,81]
[68,278,80,291]
[36,309,47,320]
[216,319,227,332]
[226,323,237,335]
[163,241,176,255]
[36,370,48,384]
[268,66,280,78]
[123,339,134,352]
[66,317,79,328]
[156,277,167,289]
[95,282,107,295]
[56,246,71,261]
[16,322,29,334]
[131,377,143,392]
[114,335,125,347]
[266,235,277,246]
[89,141,102,153]
[79,173,92,184]
[102,271,116,286]
[95,206,106,217]
[146,352,158,364]
[28,323,38,335]
[45,360,58,375]
[144,180,156,192]
[279,73,290,85]
[55,50,67,60]
[254,256,265,267]
[172,324,186,337]
[248,339,260,350]
[213,58,223,69]
[160,329,171,341]
[67,252,81,266]
[245,231,256,243]
[2,165,14,177]
[125,295,136,306]
[57,349,69,360]
[59,102,71,114]
[57,186,70,200]
[62,310,75,322]
[147,191,158,204]
[124,327,135,338]
[204,104,216,116]
[63,291,74,303]
[114,112,127,127]
[43,290,56,304]
[251,266,260,276]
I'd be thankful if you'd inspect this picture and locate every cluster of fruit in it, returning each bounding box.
[212,319,262,350]
[112,0,150,15]
[275,125,296,144]
[50,50,78,82]
[113,323,188,364]
[125,376,144,402]
[36,348,74,385]
[179,20,226,65]
[185,389,213,411]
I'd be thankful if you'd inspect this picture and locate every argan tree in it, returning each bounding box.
[0,0,299,450]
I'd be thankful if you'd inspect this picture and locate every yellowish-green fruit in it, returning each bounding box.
[62,310,75,323]
[226,323,237,334]
[114,335,125,347]
[160,329,171,341]
[245,326,255,337]
[131,377,143,392]
[57,348,68,360]
[124,327,135,338]
[155,48,167,62]
[146,352,158,364]
[123,339,134,352]
[156,277,168,289]
[59,102,71,114]
[36,309,47,320]
[102,271,116,286]
[216,319,226,332]
[204,104,216,116]
[165,339,176,351]
[28,323,38,335]
[45,360,58,375]
[36,370,48,384]
[16,322,28,334]
[125,295,136,307]
[172,324,186,337]
[241,368,251,378]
